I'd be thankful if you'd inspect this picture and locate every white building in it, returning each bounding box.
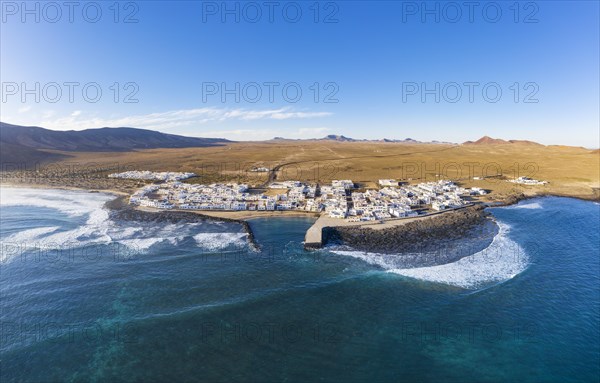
[378,179,398,187]
[332,180,354,189]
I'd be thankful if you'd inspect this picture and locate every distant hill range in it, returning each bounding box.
[272,134,455,144]
[462,135,544,146]
[320,134,357,142]
[0,122,229,166]
[2,123,593,169]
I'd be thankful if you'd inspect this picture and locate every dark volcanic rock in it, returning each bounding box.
[104,197,258,249]
[501,193,527,206]
[324,205,490,254]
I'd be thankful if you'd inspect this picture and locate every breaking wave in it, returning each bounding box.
[193,233,249,251]
[1,188,249,262]
[0,187,114,217]
[389,222,528,288]
[507,202,543,210]
[331,221,528,289]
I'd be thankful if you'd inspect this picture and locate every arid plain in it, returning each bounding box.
[3,139,598,202]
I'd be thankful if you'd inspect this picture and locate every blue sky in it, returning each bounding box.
[1,1,598,147]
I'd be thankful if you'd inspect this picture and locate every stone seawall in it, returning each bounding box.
[321,205,489,254]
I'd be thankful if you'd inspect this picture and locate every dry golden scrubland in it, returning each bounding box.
[4,140,599,202]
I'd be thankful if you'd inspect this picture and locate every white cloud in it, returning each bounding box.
[200,129,279,141]
[197,127,331,141]
[17,106,31,113]
[36,107,332,134]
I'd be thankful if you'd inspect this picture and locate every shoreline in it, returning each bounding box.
[104,196,261,251]
[161,208,320,221]
[3,180,597,216]
[304,204,491,250]
[0,184,259,251]
[3,181,598,253]
[304,192,599,250]
[489,190,600,206]
[2,181,598,208]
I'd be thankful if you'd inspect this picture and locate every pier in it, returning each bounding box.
[303,204,478,250]
[304,215,327,249]
[303,215,385,249]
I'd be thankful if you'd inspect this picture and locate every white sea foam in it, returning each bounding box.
[193,233,248,250]
[2,226,70,262]
[387,222,528,289]
[2,188,114,250]
[117,237,168,251]
[331,249,411,270]
[5,226,61,243]
[0,187,114,217]
[508,202,543,210]
[1,187,250,259]
[331,221,528,289]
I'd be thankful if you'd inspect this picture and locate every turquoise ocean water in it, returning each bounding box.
[1,187,598,382]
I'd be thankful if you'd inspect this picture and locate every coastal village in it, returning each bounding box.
[109,170,493,222]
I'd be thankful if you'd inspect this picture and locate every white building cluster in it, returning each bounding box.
[318,181,352,219]
[108,170,196,182]
[127,177,485,221]
[338,180,483,221]
[130,181,321,212]
[509,176,548,185]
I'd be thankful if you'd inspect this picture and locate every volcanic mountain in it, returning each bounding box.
[0,122,229,166]
[463,136,543,146]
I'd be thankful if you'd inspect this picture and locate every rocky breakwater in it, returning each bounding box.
[104,196,259,250]
[323,205,491,254]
